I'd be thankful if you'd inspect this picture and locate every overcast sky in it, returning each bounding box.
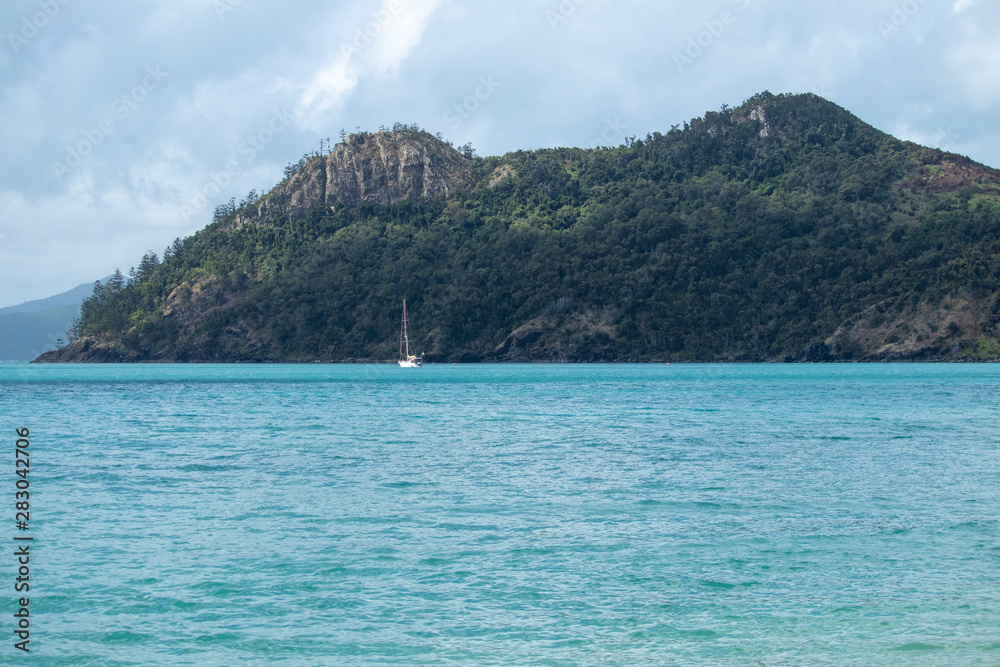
[0,0,997,307]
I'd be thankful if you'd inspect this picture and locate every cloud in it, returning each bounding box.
[297,0,443,129]
[892,122,961,151]
[0,186,185,308]
[948,39,1000,106]
[298,51,360,126]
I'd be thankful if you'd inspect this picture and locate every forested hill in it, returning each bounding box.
[37,92,1000,363]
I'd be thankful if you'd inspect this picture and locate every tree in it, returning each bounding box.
[135,252,160,283]
[108,269,125,294]
[213,198,237,223]
[240,190,259,210]
[89,280,105,304]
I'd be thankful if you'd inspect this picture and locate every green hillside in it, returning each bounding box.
[39,92,1000,363]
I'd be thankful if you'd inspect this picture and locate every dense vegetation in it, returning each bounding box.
[47,92,1000,362]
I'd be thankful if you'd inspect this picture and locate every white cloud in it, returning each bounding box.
[892,122,961,151]
[948,39,1000,106]
[298,51,360,127]
[0,187,190,305]
[297,0,443,129]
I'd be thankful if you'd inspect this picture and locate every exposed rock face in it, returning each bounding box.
[738,105,789,140]
[35,339,126,363]
[257,131,472,219]
[490,308,619,362]
[904,153,1000,194]
[487,164,517,188]
[822,296,992,361]
[748,107,773,137]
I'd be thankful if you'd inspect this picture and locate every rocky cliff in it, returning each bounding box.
[246,130,472,224]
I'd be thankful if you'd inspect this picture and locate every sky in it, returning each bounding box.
[0,0,998,307]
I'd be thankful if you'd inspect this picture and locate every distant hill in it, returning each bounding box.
[0,281,100,360]
[37,93,1000,362]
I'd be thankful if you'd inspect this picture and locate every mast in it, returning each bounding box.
[402,300,410,359]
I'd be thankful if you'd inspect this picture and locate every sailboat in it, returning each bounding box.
[398,300,423,368]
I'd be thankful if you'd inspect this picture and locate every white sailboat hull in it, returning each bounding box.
[397,299,423,367]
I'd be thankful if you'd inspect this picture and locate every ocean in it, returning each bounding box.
[2,363,998,665]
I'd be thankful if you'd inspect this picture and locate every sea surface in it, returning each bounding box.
[1,363,999,665]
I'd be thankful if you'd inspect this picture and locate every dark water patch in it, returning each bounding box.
[194,632,242,643]
[635,499,734,511]
[948,521,986,531]
[475,533,505,543]
[97,631,153,644]
[367,546,401,555]
[548,638,590,648]
[178,464,244,473]
[433,523,499,532]
[418,557,453,566]
[892,642,944,652]
[507,546,557,557]
[383,481,441,489]
[627,625,677,640]
[333,516,407,524]
[126,577,161,586]
[692,501,729,509]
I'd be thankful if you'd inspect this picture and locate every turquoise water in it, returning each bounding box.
[2,363,999,665]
